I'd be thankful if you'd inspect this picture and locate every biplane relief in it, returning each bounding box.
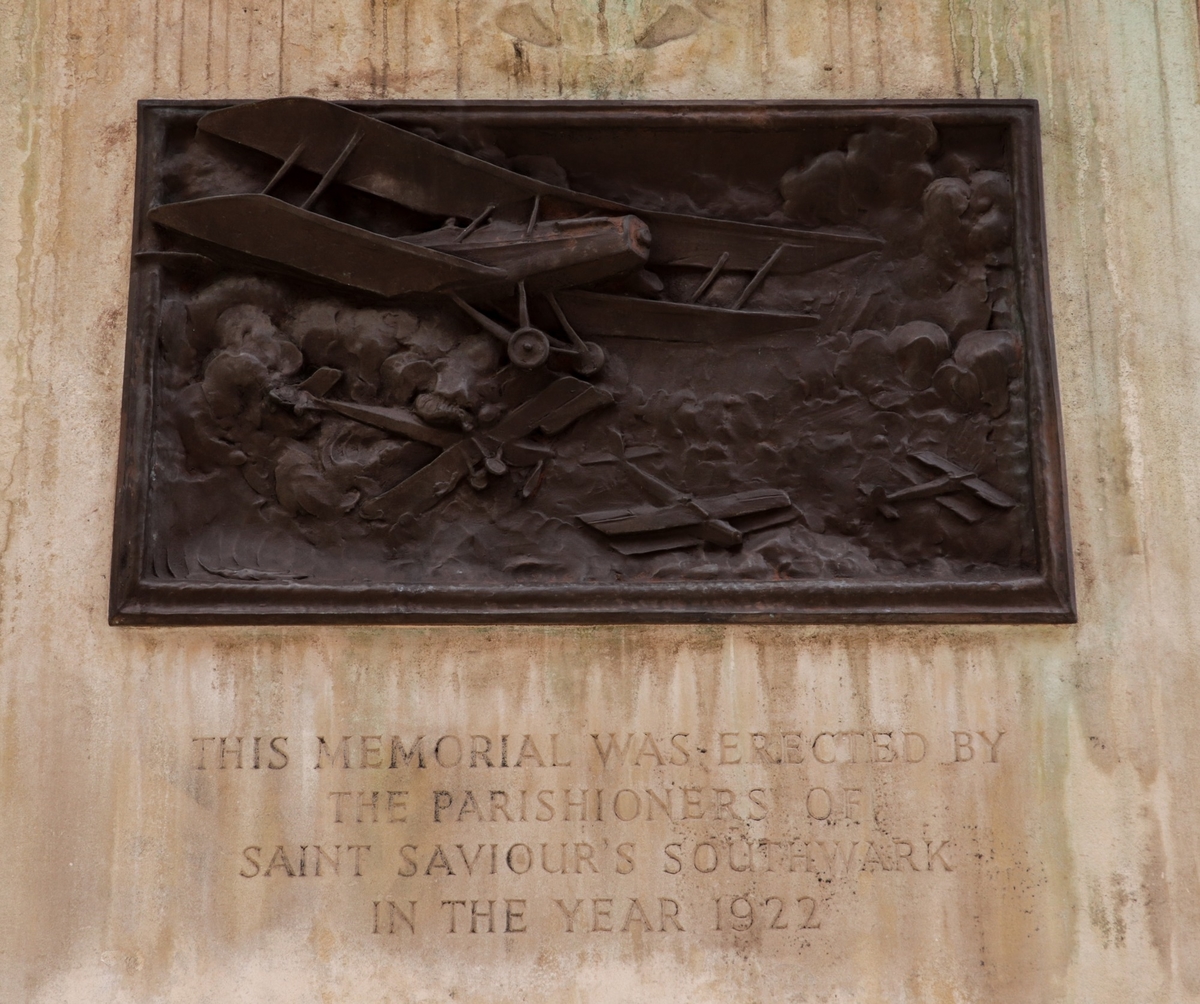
[111,99,1072,621]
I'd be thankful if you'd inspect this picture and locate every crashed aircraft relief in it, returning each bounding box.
[111,98,1073,621]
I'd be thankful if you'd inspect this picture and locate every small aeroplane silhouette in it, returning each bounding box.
[576,441,798,554]
[147,97,881,341]
[868,451,1017,523]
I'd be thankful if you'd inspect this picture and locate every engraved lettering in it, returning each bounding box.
[489,790,513,822]
[240,846,261,878]
[360,735,384,769]
[357,791,379,823]
[894,839,918,870]
[469,735,494,768]
[315,736,352,768]
[425,846,455,876]
[457,844,486,876]
[612,789,641,821]
[592,898,613,932]
[433,791,453,822]
[219,736,244,769]
[563,788,588,821]
[434,735,463,767]
[659,898,684,931]
[806,786,833,820]
[620,898,654,932]
[714,788,738,820]
[457,790,483,822]
[505,899,527,933]
[553,898,584,932]
[513,735,545,767]
[389,735,426,769]
[751,733,779,764]
[386,790,408,822]
[844,788,863,821]
[748,788,768,820]
[374,899,416,934]
[193,737,216,769]
[634,733,666,766]
[976,729,1006,762]
[268,736,288,768]
[926,840,953,871]
[591,733,635,767]
[303,845,335,876]
[574,843,598,873]
[469,900,494,933]
[506,843,532,874]
[442,900,466,933]
[812,733,837,764]
[264,846,296,877]
[347,845,370,876]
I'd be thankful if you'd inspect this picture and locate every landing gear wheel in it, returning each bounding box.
[508,327,551,369]
[572,341,606,377]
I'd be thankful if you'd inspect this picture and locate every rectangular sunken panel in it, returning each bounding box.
[110,99,1073,623]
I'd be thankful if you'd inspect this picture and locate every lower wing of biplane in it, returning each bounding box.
[149,194,649,299]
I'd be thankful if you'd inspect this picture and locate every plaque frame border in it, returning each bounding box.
[110,98,1075,625]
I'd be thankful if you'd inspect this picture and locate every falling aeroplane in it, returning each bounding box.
[576,442,798,555]
[869,451,1018,523]
[147,96,883,344]
[355,373,613,525]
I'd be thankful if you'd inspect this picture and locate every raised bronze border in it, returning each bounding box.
[110,99,1074,624]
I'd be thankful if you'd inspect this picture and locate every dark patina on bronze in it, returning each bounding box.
[110,99,1073,623]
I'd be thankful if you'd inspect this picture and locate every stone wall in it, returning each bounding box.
[2,2,1199,1001]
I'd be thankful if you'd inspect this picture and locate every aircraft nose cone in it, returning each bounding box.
[624,215,652,252]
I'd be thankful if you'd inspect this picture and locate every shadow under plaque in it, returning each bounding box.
[110,98,1073,624]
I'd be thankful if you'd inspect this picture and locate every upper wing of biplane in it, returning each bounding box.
[196,97,884,274]
[197,97,608,220]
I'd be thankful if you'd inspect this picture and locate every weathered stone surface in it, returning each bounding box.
[1,2,1199,1002]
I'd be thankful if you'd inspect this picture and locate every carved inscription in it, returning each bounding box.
[193,727,1007,943]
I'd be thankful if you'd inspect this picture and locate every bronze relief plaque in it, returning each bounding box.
[110,99,1073,623]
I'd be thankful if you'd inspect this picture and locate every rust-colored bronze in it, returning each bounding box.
[110,98,1074,623]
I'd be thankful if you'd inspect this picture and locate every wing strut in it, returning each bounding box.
[732,243,787,310]
[687,251,730,303]
[301,131,362,210]
[263,142,305,195]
